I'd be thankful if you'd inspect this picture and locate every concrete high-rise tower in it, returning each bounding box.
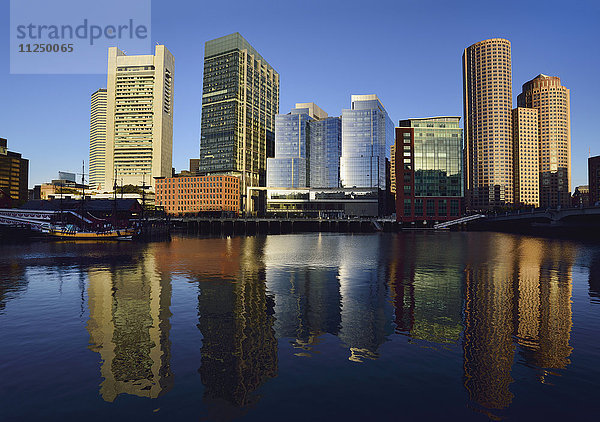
[517,74,571,208]
[89,88,107,190]
[463,38,513,209]
[199,33,280,209]
[512,107,540,207]
[104,45,174,189]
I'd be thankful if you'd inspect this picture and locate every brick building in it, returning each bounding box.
[155,175,240,215]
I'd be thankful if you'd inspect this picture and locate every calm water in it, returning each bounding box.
[1,232,600,421]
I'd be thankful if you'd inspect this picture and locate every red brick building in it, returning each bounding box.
[155,175,240,215]
[395,118,464,224]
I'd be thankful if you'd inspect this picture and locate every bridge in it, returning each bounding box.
[0,208,93,231]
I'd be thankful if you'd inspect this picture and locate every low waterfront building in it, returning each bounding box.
[571,185,589,208]
[0,138,29,206]
[590,156,600,206]
[255,186,382,218]
[155,175,240,215]
[395,117,463,223]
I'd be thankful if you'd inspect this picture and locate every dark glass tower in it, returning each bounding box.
[200,33,279,208]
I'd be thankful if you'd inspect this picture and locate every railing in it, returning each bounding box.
[434,214,485,229]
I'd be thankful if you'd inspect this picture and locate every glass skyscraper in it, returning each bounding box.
[199,33,279,207]
[340,95,394,189]
[267,103,341,189]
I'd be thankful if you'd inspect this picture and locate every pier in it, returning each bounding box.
[170,217,400,235]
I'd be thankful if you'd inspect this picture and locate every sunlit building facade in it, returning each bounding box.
[155,175,240,215]
[105,45,174,189]
[199,33,279,209]
[512,107,539,207]
[89,88,107,190]
[267,103,341,189]
[517,74,571,208]
[340,95,394,190]
[463,38,513,209]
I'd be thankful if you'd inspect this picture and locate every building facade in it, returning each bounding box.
[517,74,571,208]
[590,156,600,206]
[0,138,29,205]
[267,107,312,188]
[155,175,240,215]
[267,103,341,189]
[395,117,463,223]
[105,45,174,190]
[261,187,381,217]
[199,33,279,208]
[463,38,513,209]
[89,88,107,190]
[512,107,540,207]
[340,95,394,190]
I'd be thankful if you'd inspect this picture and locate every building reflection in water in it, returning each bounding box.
[197,237,277,410]
[0,262,27,314]
[87,251,173,402]
[462,234,574,411]
[589,253,600,303]
[388,233,465,344]
[265,234,342,356]
[337,236,395,362]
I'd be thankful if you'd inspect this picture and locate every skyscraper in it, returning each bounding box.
[463,38,513,209]
[200,33,280,208]
[517,74,571,208]
[89,88,107,190]
[267,103,341,189]
[0,138,28,205]
[104,45,174,189]
[512,107,539,207]
[340,95,394,189]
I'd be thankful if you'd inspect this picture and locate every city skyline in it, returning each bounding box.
[0,0,598,189]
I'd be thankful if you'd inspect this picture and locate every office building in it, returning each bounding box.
[512,108,540,207]
[517,74,571,207]
[340,95,394,190]
[89,88,107,190]
[395,117,463,222]
[590,156,600,206]
[267,103,341,189]
[104,45,174,190]
[199,33,279,208]
[0,138,29,205]
[155,175,240,215]
[463,38,513,209]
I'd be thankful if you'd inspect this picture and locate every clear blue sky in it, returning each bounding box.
[1,0,598,188]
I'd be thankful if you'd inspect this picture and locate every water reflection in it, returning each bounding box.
[0,263,27,314]
[87,251,173,402]
[1,233,591,420]
[153,237,278,415]
[463,235,574,411]
[197,237,277,412]
[388,233,465,344]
